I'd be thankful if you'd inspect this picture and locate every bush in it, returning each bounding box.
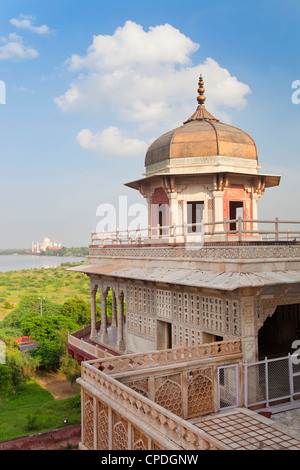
[0,365,13,402]
[71,393,81,409]
[25,414,39,431]
[3,301,14,310]
[62,297,92,326]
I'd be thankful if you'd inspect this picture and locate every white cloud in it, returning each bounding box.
[67,21,198,71]
[10,15,51,35]
[0,33,38,61]
[77,127,148,157]
[55,21,251,157]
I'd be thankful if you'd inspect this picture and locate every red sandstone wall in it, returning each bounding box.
[0,424,81,451]
[223,185,252,221]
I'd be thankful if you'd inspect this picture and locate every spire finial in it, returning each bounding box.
[183,74,219,124]
[197,74,206,107]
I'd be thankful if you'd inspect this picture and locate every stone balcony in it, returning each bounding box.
[88,218,300,278]
[78,339,300,450]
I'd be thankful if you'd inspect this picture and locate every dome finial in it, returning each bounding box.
[197,74,206,107]
[183,74,219,124]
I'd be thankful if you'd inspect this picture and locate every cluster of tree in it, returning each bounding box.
[0,294,102,395]
[0,246,89,257]
[40,246,89,257]
[0,295,97,333]
[0,249,27,255]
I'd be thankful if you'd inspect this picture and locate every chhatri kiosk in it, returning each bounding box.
[69,76,300,451]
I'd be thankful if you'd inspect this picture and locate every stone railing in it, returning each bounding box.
[68,333,113,359]
[88,339,242,375]
[80,361,231,450]
[91,218,300,246]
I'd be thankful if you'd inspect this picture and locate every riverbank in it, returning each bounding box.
[0,254,85,273]
[0,247,89,258]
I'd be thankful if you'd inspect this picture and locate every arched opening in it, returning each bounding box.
[258,304,300,359]
[95,286,126,351]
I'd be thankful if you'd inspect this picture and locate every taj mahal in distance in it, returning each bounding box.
[65,75,300,451]
[30,237,62,254]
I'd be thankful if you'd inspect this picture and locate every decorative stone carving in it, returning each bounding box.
[241,298,256,338]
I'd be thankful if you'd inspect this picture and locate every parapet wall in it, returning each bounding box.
[88,244,300,273]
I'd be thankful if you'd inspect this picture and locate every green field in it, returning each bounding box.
[0,378,81,442]
[0,265,90,321]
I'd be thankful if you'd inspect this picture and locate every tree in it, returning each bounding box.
[57,328,81,384]
[6,346,38,389]
[21,314,78,368]
[62,297,91,326]
[59,354,81,385]
[21,314,77,343]
[0,336,38,393]
[0,365,13,404]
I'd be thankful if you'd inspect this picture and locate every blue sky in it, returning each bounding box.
[0,0,299,248]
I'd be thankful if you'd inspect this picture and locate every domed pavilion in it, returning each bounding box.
[126,75,280,241]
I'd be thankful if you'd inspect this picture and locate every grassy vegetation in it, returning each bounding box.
[0,378,81,441]
[0,263,93,443]
[0,266,91,321]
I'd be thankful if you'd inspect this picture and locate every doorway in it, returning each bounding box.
[187,201,204,233]
[157,320,172,350]
[258,304,300,359]
[229,201,243,231]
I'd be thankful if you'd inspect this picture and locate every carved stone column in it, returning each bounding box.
[169,193,179,226]
[90,283,98,339]
[241,296,258,364]
[111,291,117,328]
[251,193,259,233]
[117,293,125,350]
[100,288,109,344]
[212,190,225,232]
[241,295,260,406]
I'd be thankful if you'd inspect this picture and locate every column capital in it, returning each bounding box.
[90,283,98,294]
[212,190,225,198]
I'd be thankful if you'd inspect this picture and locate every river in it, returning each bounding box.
[0,255,86,273]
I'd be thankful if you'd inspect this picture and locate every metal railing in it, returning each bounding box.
[91,218,300,246]
[244,354,300,412]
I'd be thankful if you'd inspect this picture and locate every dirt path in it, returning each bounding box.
[36,371,80,400]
